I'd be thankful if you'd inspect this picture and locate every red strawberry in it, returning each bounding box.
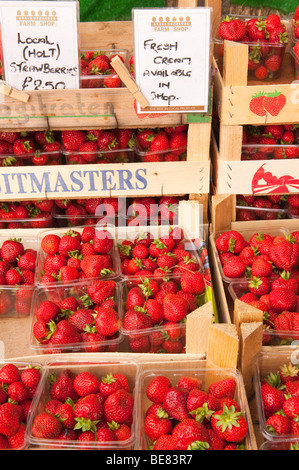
[123,308,153,336]
[146,376,171,404]
[208,378,236,399]
[263,91,286,116]
[0,403,21,437]
[171,418,210,450]
[162,387,189,421]
[62,130,86,151]
[144,408,172,442]
[222,256,246,279]
[103,389,134,424]
[32,411,63,439]
[0,363,21,384]
[73,372,100,397]
[266,414,291,436]
[74,394,103,424]
[211,405,248,443]
[260,381,285,418]
[249,93,266,116]
[21,366,41,388]
[180,271,205,295]
[163,293,188,322]
[94,307,120,336]
[269,288,298,313]
[47,320,81,347]
[218,17,246,41]
[269,239,299,272]
[216,230,246,254]
[1,239,24,263]
[178,376,202,392]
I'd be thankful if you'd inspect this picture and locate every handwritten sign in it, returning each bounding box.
[133,7,211,114]
[0,0,79,91]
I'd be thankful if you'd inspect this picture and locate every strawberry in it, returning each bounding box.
[171,418,210,450]
[21,366,41,388]
[150,131,169,153]
[180,271,205,295]
[74,394,103,426]
[208,378,236,399]
[274,311,299,339]
[32,411,63,439]
[211,405,248,443]
[0,363,21,384]
[251,257,273,278]
[7,422,26,449]
[263,91,286,116]
[123,308,154,337]
[1,239,24,263]
[36,300,60,323]
[218,17,246,41]
[162,387,189,421]
[269,287,298,313]
[216,230,246,254]
[80,255,111,279]
[152,434,177,450]
[144,408,172,442]
[261,380,285,418]
[73,372,100,397]
[248,276,271,296]
[249,93,266,116]
[163,293,188,322]
[146,376,171,404]
[178,376,202,392]
[58,230,81,257]
[94,307,120,337]
[266,414,291,436]
[68,309,95,333]
[62,130,86,151]
[222,256,246,279]
[7,381,29,403]
[47,320,82,347]
[103,389,134,424]
[0,402,21,437]
[283,397,299,419]
[269,239,299,272]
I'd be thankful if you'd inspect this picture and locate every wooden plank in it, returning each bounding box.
[223,41,248,87]
[206,323,239,371]
[234,300,264,335]
[240,322,263,398]
[79,21,134,51]
[217,159,299,195]
[219,124,243,161]
[187,122,211,162]
[0,88,189,131]
[185,301,214,355]
[0,161,211,201]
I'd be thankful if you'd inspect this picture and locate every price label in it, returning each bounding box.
[0,0,80,91]
[133,7,211,114]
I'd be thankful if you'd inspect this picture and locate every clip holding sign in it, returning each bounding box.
[0,80,30,103]
[110,56,149,109]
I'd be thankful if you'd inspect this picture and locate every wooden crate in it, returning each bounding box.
[211,122,299,196]
[213,37,297,127]
[209,193,299,326]
[0,2,213,219]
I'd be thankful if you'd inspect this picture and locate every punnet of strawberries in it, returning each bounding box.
[37,226,118,286]
[141,373,249,450]
[118,226,202,278]
[80,49,127,89]
[61,128,135,164]
[31,279,121,353]
[135,126,188,162]
[0,237,37,317]
[241,123,299,161]
[29,366,135,449]
[216,14,288,80]
[121,270,206,354]
[293,6,299,41]
[256,359,299,440]
[0,130,61,167]
[0,200,54,229]
[0,362,42,450]
[292,40,299,80]
[215,228,299,282]
[236,194,287,222]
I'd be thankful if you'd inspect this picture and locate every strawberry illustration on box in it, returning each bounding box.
[252,164,299,194]
[249,91,286,117]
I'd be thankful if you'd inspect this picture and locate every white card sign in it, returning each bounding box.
[0,0,79,91]
[133,7,211,114]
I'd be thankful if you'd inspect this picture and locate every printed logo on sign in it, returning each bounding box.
[251,164,299,195]
[16,9,58,27]
[151,15,191,32]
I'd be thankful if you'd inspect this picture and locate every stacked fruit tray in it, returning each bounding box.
[212,227,299,346]
[0,224,211,356]
[0,358,255,450]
